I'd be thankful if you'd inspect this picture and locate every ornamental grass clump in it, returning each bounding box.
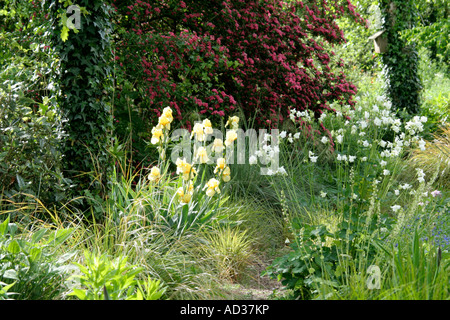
[409,125,450,189]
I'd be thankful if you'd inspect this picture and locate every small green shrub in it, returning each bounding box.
[0,217,73,300]
[68,251,165,300]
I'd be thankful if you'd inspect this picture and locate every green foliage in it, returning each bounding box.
[0,2,70,207]
[47,0,115,204]
[68,251,165,300]
[264,207,393,300]
[264,224,338,300]
[0,217,74,300]
[417,48,450,134]
[0,280,16,300]
[402,0,449,65]
[378,0,422,115]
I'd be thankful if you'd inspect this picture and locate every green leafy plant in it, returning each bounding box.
[0,281,16,300]
[68,251,165,300]
[0,217,73,300]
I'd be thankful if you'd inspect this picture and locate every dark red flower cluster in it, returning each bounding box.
[113,0,364,131]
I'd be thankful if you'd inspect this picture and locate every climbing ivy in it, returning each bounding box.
[47,0,115,207]
[378,0,422,115]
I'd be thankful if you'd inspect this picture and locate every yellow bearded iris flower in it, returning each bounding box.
[162,106,173,121]
[191,122,205,141]
[221,166,231,182]
[214,158,226,173]
[176,158,197,180]
[158,114,171,129]
[151,126,164,144]
[148,166,161,182]
[177,182,194,204]
[203,118,213,135]
[212,138,224,154]
[196,146,209,164]
[225,130,238,146]
[225,116,239,129]
[204,178,220,197]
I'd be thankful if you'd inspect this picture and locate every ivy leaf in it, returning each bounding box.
[61,26,69,42]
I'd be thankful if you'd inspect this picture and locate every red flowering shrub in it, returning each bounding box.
[113,0,364,131]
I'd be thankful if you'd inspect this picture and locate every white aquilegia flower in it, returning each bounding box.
[383,169,390,176]
[394,189,400,195]
[309,151,318,163]
[320,191,327,198]
[400,183,412,190]
[249,155,257,165]
[416,168,426,183]
[348,155,356,163]
[336,135,343,144]
[418,139,426,151]
[287,133,294,143]
[321,136,329,144]
[391,205,402,213]
[277,166,288,176]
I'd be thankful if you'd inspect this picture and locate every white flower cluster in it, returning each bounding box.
[405,116,427,136]
[289,108,314,123]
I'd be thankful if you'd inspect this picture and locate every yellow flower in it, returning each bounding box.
[151,126,163,144]
[212,138,224,154]
[177,182,194,204]
[148,166,161,182]
[225,116,239,129]
[196,146,209,164]
[191,122,205,141]
[158,114,171,129]
[162,106,173,121]
[225,130,238,146]
[204,178,220,197]
[214,158,226,173]
[221,166,231,182]
[176,158,196,180]
[203,118,213,135]
[214,158,231,182]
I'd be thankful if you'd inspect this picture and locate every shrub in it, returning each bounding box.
[0,217,73,300]
[112,0,365,143]
[68,251,165,300]
[0,6,69,207]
